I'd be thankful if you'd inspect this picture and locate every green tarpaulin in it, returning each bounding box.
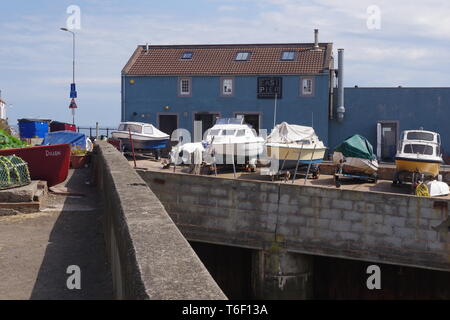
[334,134,376,160]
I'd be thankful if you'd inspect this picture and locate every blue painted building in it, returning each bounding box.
[121,41,450,162]
[330,87,450,162]
[121,40,334,145]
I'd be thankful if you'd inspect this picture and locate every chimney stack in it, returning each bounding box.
[314,29,319,50]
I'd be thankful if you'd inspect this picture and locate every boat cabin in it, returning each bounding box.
[398,130,442,157]
[205,118,258,141]
[118,122,156,135]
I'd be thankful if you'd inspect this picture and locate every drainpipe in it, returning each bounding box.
[121,73,126,122]
[336,48,345,122]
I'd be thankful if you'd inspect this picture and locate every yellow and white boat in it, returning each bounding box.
[266,122,326,171]
[394,129,443,183]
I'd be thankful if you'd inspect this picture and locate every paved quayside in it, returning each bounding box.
[0,168,113,299]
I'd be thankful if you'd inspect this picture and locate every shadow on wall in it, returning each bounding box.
[314,256,450,299]
[189,241,253,300]
[30,168,113,300]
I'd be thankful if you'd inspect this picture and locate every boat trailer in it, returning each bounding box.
[334,163,378,188]
[392,170,442,195]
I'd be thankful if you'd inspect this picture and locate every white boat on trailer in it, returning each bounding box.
[204,118,264,165]
[111,122,170,152]
[265,122,326,178]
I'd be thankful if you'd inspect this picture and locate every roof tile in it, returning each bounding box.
[123,43,333,76]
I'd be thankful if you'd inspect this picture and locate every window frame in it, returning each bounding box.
[235,52,251,61]
[281,51,296,61]
[220,77,234,97]
[300,77,315,97]
[181,52,193,59]
[178,77,192,97]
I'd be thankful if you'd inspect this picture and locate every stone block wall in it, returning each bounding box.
[139,170,450,271]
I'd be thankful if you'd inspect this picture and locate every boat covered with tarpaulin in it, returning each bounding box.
[332,134,378,175]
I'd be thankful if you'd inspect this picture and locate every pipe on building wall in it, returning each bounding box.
[336,49,345,122]
[121,74,126,122]
[329,69,335,120]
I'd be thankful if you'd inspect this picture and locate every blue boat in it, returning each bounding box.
[111,122,170,151]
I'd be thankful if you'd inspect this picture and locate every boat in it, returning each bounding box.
[111,122,170,151]
[266,122,326,171]
[0,144,71,187]
[204,118,264,165]
[332,134,378,176]
[394,129,443,183]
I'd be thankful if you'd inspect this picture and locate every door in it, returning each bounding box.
[194,112,219,137]
[158,114,178,153]
[235,113,260,134]
[377,121,398,162]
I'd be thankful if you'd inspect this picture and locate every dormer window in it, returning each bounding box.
[281,51,295,61]
[181,52,193,59]
[235,52,251,61]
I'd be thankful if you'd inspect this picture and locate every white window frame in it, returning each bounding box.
[300,77,314,97]
[179,77,192,97]
[221,77,234,97]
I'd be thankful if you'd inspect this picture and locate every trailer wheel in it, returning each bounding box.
[334,175,341,188]
[372,173,378,183]
[312,167,320,179]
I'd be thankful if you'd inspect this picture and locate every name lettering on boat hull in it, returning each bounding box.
[46,150,62,157]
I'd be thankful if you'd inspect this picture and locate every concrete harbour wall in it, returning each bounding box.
[139,170,450,272]
[93,142,226,299]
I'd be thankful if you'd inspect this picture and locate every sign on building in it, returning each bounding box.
[257,77,282,99]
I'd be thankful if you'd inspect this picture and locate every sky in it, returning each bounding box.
[1,0,450,127]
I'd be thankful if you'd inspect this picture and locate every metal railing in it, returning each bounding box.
[77,126,116,139]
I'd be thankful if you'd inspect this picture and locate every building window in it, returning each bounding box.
[235,52,251,61]
[221,78,233,96]
[179,78,191,96]
[281,51,295,61]
[181,52,193,59]
[300,77,314,96]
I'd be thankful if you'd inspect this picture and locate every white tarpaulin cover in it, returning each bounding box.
[170,142,205,165]
[267,122,316,143]
[426,180,450,197]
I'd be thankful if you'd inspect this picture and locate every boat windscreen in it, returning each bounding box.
[143,126,154,135]
[403,144,434,155]
[118,124,142,133]
[216,118,243,125]
[209,129,221,136]
[406,132,434,141]
[222,130,236,136]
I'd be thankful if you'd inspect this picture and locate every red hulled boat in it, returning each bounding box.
[0,144,71,187]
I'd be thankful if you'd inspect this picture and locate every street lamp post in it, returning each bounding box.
[60,27,77,125]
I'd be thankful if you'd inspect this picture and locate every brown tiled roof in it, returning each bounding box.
[122,43,333,76]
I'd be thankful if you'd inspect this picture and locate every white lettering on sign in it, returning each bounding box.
[46,150,62,157]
